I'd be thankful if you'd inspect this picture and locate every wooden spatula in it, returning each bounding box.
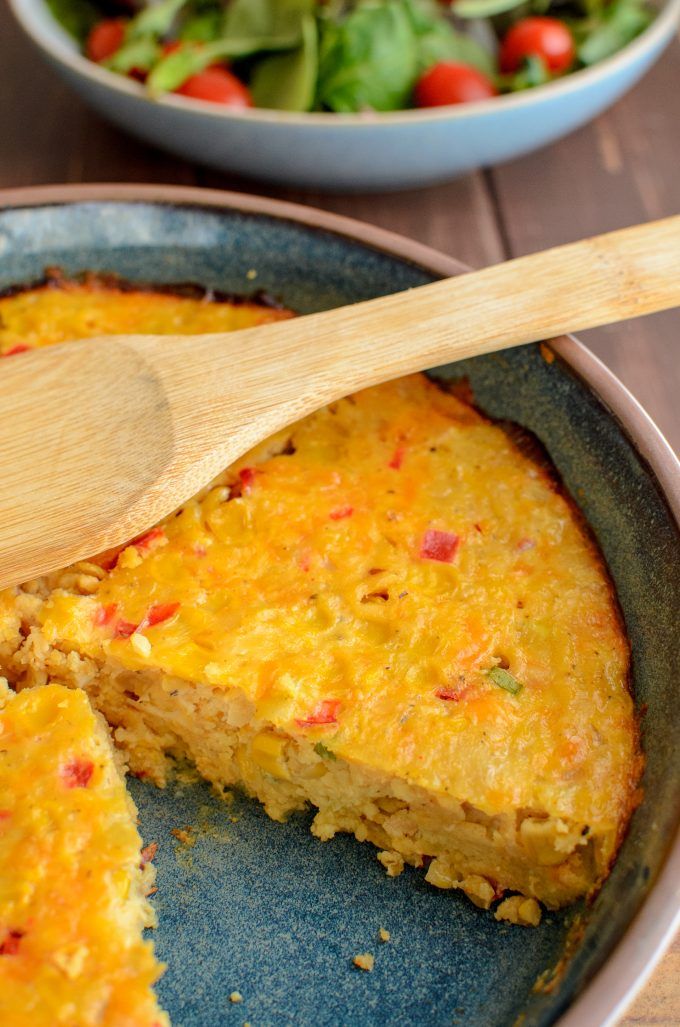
[1,216,678,590]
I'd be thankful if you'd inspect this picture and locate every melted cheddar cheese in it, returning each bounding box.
[0,280,640,927]
[42,373,637,829]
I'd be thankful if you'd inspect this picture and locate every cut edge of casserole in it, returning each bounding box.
[1,621,636,927]
[0,679,168,1027]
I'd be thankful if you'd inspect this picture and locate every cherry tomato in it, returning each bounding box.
[414,62,497,107]
[499,17,575,75]
[86,19,126,63]
[175,67,253,107]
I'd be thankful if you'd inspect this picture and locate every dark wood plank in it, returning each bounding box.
[0,5,677,1018]
[0,4,197,186]
[489,39,680,451]
[622,933,680,1027]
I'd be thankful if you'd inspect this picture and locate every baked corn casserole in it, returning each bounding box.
[0,680,168,1027]
[0,275,641,971]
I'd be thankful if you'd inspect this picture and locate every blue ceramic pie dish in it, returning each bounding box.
[0,184,678,1026]
[8,0,680,191]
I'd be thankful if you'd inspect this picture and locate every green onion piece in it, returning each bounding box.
[127,0,189,41]
[314,741,337,761]
[487,666,523,695]
[104,38,161,75]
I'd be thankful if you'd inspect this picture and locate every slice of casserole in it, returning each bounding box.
[0,681,168,1027]
[0,279,640,923]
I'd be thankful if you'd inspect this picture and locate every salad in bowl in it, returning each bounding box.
[11,0,677,187]
[48,0,655,110]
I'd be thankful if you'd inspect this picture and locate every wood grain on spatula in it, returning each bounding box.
[1,216,678,589]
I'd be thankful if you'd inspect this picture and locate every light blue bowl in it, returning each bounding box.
[8,0,680,191]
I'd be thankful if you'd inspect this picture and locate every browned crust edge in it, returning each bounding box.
[0,266,288,311]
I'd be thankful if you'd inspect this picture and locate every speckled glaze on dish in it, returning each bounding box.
[0,185,677,1027]
[8,0,680,191]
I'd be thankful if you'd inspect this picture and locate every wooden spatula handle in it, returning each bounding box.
[217,214,680,404]
[132,215,680,451]
[0,216,677,589]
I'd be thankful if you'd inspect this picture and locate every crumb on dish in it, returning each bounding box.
[353,953,375,972]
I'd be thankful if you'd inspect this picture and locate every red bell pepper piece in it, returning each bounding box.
[61,759,94,788]
[295,699,340,728]
[434,687,464,701]
[238,467,258,493]
[388,446,405,470]
[1,344,31,357]
[420,529,460,563]
[0,930,24,955]
[94,602,118,627]
[329,506,353,521]
[140,602,180,629]
[134,527,165,550]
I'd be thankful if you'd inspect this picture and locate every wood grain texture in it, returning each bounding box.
[0,3,677,1019]
[489,33,680,454]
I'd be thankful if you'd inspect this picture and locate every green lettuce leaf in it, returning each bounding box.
[251,13,319,110]
[45,0,100,43]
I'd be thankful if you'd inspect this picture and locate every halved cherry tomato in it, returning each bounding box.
[499,17,575,75]
[86,19,126,63]
[414,62,497,107]
[175,67,253,107]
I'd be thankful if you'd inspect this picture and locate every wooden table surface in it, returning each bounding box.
[0,6,678,1023]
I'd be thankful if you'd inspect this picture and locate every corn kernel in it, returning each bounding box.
[251,732,290,780]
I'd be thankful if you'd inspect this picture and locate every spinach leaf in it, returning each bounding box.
[251,12,319,110]
[45,0,101,43]
[148,0,314,94]
[577,0,651,64]
[126,0,190,40]
[317,1,419,113]
[404,0,495,79]
[415,17,495,75]
[180,8,225,43]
